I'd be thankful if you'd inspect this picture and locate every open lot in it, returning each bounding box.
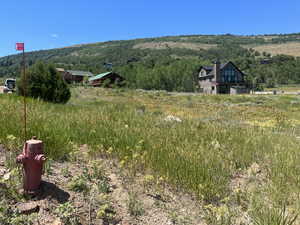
[1,88,300,224]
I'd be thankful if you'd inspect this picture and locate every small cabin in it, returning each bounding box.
[63,70,94,84]
[89,72,125,87]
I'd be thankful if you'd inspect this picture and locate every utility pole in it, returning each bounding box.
[16,43,26,142]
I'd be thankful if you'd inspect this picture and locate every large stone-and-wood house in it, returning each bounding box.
[198,61,249,94]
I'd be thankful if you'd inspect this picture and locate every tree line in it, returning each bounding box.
[1,35,300,92]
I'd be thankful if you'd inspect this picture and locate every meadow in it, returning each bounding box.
[246,42,300,57]
[1,87,300,223]
[265,84,300,92]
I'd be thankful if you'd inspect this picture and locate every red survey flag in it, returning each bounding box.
[16,43,24,51]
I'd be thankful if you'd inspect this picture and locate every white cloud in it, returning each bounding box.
[51,34,59,39]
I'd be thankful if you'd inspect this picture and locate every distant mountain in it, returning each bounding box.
[1,33,300,91]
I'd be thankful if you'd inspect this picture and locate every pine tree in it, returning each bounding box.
[18,62,71,103]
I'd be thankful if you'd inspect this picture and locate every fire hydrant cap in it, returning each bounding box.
[26,139,43,145]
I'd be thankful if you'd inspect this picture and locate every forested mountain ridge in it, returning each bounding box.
[1,33,300,91]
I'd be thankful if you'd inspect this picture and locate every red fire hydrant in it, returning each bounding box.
[16,137,46,194]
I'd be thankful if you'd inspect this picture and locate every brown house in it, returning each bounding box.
[198,61,249,94]
[63,70,94,84]
[89,72,125,87]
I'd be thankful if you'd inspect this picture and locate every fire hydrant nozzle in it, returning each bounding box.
[35,154,46,163]
[16,137,46,193]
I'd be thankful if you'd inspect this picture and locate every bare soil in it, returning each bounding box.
[0,146,205,225]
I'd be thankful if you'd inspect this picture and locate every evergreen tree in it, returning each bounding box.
[18,62,71,103]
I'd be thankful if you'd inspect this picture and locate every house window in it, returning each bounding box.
[200,71,206,77]
[223,69,236,82]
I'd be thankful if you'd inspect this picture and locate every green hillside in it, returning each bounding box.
[1,33,300,91]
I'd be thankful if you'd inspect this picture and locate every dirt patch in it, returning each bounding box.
[0,146,205,225]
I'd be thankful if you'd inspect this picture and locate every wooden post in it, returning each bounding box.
[22,48,27,142]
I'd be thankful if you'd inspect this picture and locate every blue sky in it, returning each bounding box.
[0,0,299,57]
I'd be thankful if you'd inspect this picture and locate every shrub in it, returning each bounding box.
[97,204,117,223]
[250,204,298,225]
[18,62,71,103]
[68,176,89,193]
[127,192,144,217]
[54,202,80,225]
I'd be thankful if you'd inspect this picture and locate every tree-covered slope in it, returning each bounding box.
[1,33,300,91]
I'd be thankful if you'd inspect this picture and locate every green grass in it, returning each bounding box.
[266,84,300,92]
[2,88,300,215]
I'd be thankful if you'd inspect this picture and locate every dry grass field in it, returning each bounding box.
[133,39,300,58]
[245,41,300,57]
[133,41,217,51]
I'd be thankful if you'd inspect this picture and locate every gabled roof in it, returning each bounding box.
[201,64,227,72]
[220,63,228,70]
[88,72,112,82]
[200,61,245,76]
[66,70,93,77]
[222,61,245,75]
[203,66,213,71]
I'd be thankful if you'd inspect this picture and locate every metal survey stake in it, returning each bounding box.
[16,43,26,142]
